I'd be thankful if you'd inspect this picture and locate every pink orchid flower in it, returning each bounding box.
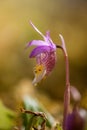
[27,22,57,85]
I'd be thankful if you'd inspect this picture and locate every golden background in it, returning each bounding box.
[0,0,87,104]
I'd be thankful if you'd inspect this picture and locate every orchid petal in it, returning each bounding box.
[26,40,50,48]
[29,46,53,58]
[30,21,45,40]
[46,31,50,38]
[46,31,53,41]
[45,31,56,50]
[29,21,56,50]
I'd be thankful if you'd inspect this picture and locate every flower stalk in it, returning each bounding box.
[57,35,70,130]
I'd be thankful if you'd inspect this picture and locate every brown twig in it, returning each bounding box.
[21,108,46,119]
[21,108,46,130]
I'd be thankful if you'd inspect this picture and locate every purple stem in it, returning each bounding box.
[63,52,70,130]
[56,34,70,130]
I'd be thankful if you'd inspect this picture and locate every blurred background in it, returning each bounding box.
[0,0,87,110]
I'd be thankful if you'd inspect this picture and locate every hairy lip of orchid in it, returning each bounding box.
[27,21,57,86]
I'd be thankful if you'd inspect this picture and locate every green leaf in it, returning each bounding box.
[0,100,15,130]
[22,95,56,129]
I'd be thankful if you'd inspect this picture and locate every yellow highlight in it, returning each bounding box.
[33,64,46,86]
[33,64,45,75]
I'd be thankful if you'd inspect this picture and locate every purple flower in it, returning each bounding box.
[66,106,86,130]
[27,21,57,85]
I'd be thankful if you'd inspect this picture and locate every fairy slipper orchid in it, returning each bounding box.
[26,22,57,86]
